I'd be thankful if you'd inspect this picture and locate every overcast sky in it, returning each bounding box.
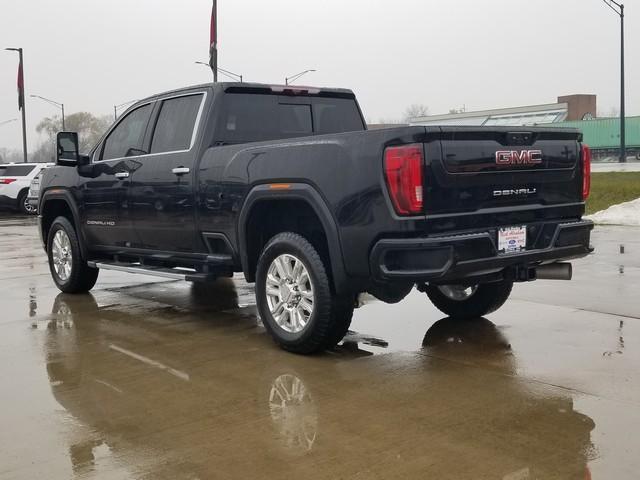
[1,0,638,152]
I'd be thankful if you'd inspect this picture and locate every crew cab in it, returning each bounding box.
[39,82,593,354]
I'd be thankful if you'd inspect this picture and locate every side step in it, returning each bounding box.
[87,261,221,282]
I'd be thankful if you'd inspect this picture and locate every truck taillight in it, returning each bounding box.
[0,178,17,185]
[581,144,591,200]
[384,144,424,215]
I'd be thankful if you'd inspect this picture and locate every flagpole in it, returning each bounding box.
[210,0,218,83]
[17,48,27,162]
[5,47,27,162]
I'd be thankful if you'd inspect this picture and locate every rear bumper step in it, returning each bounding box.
[370,219,593,282]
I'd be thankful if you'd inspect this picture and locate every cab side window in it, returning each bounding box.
[150,94,203,154]
[101,104,152,161]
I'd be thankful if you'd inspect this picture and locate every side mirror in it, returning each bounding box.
[56,132,80,167]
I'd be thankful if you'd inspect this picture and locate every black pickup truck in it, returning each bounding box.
[40,82,593,354]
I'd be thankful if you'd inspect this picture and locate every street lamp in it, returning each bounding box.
[113,99,138,121]
[285,69,316,86]
[5,47,27,162]
[30,95,65,130]
[195,61,243,82]
[602,0,626,163]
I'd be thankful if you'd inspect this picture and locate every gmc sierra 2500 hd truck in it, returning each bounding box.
[40,82,593,354]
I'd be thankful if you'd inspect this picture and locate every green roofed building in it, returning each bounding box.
[551,117,640,161]
[410,94,639,162]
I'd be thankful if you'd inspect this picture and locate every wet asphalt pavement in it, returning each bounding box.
[1,215,639,479]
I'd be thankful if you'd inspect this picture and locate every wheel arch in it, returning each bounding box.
[40,189,88,259]
[238,184,348,294]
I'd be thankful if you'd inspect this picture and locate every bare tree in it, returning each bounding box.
[36,112,111,153]
[0,148,24,164]
[403,104,430,123]
[376,117,404,125]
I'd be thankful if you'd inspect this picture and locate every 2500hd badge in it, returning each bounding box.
[86,220,116,227]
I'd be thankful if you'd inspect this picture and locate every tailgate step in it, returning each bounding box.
[87,261,222,282]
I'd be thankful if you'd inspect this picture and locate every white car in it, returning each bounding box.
[0,163,53,215]
[27,167,51,214]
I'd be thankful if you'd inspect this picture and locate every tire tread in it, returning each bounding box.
[256,232,353,354]
[47,216,99,294]
[425,281,513,319]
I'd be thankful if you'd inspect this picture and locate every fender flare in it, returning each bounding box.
[40,189,88,260]
[237,183,349,294]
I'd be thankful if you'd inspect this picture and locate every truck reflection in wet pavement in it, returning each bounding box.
[38,278,595,479]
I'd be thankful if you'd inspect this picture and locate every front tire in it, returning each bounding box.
[423,281,513,319]
[256,232,354,354]
[47,216,99,293]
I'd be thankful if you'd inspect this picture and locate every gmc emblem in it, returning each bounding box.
[496,150,543,166]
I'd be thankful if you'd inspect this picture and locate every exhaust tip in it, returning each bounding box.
[535,262,572,281]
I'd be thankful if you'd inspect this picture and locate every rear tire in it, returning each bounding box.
[47,216,99,294]
[255,232,353,354]
[367,281,413,304]
[17,191,34,215]
[423,281,513,319]
[325,295,356,347]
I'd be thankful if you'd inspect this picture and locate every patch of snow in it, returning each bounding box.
[592,162,640,173]
[587,197,640,226]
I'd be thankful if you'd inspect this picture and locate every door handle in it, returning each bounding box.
[172,167,190,176]
[115,171,130,179]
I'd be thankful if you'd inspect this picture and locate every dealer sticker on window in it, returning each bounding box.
[498,226,526,254]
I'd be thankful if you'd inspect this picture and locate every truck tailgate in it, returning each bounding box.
[426,127,583,215]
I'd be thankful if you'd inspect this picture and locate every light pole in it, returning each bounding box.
[30,95,65,130]
[285,69,316,86]
[195,61,243,82]
[5,47,27,162]
[113,99,138,121]
[603,0,626,163]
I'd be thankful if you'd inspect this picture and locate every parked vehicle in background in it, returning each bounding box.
[39,82,593,355]
[27,167,50,214]
[0,163,53,215]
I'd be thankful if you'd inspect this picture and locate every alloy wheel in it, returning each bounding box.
[23,197,36,214]
[437,284,479,301]
[51,229,73,281]
[265,254,315,333]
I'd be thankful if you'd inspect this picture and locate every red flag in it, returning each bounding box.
[209,0,217,51]
[17,58,24,111]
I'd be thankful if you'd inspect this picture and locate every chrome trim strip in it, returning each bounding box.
[93,91,207,164]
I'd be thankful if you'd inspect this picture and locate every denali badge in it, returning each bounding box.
[495,150,543,166]
[87,220,116,226]
[493,188,537,197]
